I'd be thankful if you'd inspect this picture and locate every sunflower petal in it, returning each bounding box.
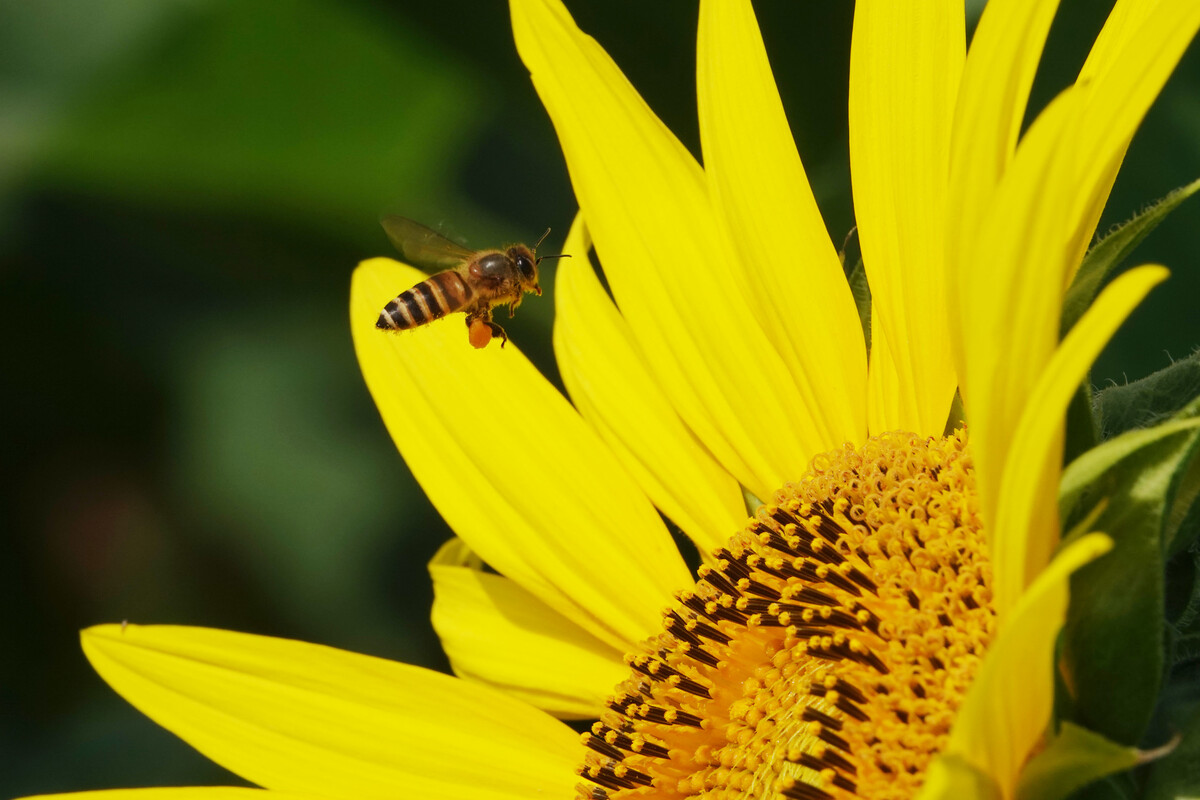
[429,538,626,720]
[1078,0,1158,80]
[81,624,579,800]
[19,791,322,800]
[947,0,1062,263]
[993,265,1168,611]
[955,87,1082,609]
[1064,0,1200,280]
[553,215,746,554]
[510,0,824,499]
[917,757,1001,800]
[696,0,868,451]
[849,0,963,436]
[946,533,1113,800]
[351,258,689,650]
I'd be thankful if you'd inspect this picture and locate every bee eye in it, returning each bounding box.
[517,256,535,279]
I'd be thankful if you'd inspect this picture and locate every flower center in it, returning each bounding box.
[577,430,991,800]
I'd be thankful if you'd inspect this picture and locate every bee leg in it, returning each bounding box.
[487,321,508,347]
[466,313,492,349]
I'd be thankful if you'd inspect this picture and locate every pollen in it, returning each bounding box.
[577,429,991,800]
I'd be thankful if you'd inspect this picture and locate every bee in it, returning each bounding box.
[375,216,567,349]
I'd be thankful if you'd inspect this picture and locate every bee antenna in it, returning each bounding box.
[533,227,552,251]
[535,253,571,265]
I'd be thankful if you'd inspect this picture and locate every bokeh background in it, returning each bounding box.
[3,1,1199,795]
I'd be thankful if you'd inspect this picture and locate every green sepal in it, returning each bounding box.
[1061,177,1200,339]
[845,257,872,354]
[944,390,966,437]
[1066,380,1099,466]
[1095,352,1200,443]
[1166,446,1200,559]
[742,486,764,516]
[1144,703,1200,800]
[1166,547,1200,639]
[1066,771,1140,800]
[1095,371,1200,558]
[1059,404,1200,745]
[1154,543,1200,763]
[1017,723,1138,800]
[1061,411,1200,524]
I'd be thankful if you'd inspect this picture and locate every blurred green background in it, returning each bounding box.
[2,1,1198,795]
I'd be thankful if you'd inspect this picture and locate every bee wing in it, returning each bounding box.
[381,216,476,271]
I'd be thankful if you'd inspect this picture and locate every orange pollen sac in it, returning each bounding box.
[576,430,992,800]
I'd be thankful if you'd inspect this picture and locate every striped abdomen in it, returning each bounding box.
[376,270,474,331]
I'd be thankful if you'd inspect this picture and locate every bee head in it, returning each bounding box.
[509,244,541,296]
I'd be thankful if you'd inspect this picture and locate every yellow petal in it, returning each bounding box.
[865,311,901,431]
[553,215,746,554]
[696,0,868,452]
[947,0,1062,267]
[351,257,689,650]
[849,0,963,435]
[19,791,323,800]
[1063,0,1200,282]
[81,624,579,800]
[947,533,1114,799]
[1078,0,1159,81]
[955,87,1082,609]
[429,538,626,720]
[992,265,1168,611]
[510,0,825,499]
[917,757,1002,800]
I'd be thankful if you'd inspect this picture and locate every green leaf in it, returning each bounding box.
[1144,703,1200,800]
[1017,723,1138,800]
[1061,177,1200,338]
[1059,409,1200,745]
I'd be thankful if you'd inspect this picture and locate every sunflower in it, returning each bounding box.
[31,2,1200,800]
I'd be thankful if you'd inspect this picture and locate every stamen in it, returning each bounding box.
[575,430,992,800]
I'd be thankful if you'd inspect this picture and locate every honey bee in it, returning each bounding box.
[375,216,567,349]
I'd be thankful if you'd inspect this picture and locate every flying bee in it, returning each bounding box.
[375,216,568,349]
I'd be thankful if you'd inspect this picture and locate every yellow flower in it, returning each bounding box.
[30,2,1199,800]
